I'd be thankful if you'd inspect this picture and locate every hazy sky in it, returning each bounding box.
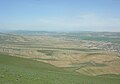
[0,0,120,32]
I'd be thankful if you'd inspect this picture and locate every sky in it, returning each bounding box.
[0,0,120,32]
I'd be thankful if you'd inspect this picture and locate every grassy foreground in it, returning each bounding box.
[0,53,120,84]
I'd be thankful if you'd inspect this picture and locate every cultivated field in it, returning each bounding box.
[0,31,120,83]
[0,53,120,84]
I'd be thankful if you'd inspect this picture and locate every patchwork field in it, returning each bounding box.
[0,31,120,83]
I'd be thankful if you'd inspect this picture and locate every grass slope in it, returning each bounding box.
[0,53,120,84]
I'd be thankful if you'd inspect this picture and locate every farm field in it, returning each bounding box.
[0,31,120,84]
[0,53,120,84]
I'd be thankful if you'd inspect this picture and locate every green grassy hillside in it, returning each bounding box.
[0,53,120,84]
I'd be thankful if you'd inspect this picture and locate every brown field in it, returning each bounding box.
[0,32,120,76]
